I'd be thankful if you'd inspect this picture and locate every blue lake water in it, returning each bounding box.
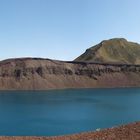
[0,88,140,136]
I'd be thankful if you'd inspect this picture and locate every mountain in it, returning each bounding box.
[75,38,140,64]
[0,58,140,90]
[0,38,140,90]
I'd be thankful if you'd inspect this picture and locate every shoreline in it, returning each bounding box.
[0,86,140,92]
[0,121,139,140]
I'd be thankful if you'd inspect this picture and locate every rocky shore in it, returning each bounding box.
[0,122,139,140]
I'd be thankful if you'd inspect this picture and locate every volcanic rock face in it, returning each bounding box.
[75,38,140,64]
[0,58,140,90]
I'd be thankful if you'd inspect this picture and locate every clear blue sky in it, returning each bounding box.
[0,0,140,61]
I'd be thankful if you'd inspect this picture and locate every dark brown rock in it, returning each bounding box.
[0,58,140,90]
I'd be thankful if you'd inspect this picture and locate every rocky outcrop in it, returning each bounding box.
[0,58,140,90]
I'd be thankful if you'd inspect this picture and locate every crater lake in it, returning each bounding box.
[0,88,140,136]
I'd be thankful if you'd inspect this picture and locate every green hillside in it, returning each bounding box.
[75,38,140,64]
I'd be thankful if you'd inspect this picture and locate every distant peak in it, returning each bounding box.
[101,38,127,43]
[75,38,140,64]
[109,38,127,41]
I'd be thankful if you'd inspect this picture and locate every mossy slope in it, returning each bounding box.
[75,38,140,64]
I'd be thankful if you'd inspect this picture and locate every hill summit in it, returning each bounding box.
[75,38,140,64]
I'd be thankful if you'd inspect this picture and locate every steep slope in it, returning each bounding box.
[75,38,140,64]
[0,58,140,90]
